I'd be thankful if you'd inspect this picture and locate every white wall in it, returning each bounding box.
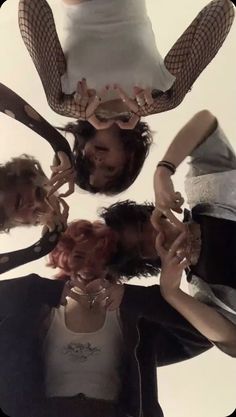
[0,1,235,416]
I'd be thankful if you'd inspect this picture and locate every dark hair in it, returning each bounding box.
[59,120,153,195]
[99,200,161,279]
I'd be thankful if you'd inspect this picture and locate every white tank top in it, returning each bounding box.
[60,0,175,100]
[43,306,124,400]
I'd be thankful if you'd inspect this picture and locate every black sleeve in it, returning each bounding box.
[0,83,72,160]
[0,274,65,318]
[0,226,63,275]
[122,284,213,359]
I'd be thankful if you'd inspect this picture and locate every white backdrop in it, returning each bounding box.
[0,1,235,416]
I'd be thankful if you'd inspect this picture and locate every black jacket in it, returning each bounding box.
[0,275,212,417]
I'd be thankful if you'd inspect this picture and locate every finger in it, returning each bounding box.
[168,231,187,255]
[162,209,185,230]
[89,114,114,130]
[59,197,69,218]
[59,180,75,198]
[80,78,89,96]
[87,88,96,97]
[48,168,74,187]
[51,152,71,173]
[76,81,82,95]
[155,232,167,257]
[143,88,154,105]
[180,259,189,269]
[116,114,139,130]
[174,192,184,207]
[133,86,144,96]
[85,95,101,118]
[114,84,139,113]
[150,209,163,231]
[47,179,66,197]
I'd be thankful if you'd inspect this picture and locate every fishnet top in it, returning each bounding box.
[18,0,235,120]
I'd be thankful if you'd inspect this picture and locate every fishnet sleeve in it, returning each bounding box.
[137,0,235,117]
[18,0,79,118]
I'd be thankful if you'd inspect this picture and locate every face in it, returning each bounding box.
[119,218,181,259]
[1,182,49,226]
[83,125,128,189]
[119,221,158,259]
[68,224,117,282]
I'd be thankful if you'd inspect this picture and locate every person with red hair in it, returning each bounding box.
[0,231,213,417]
[48,219,118,282]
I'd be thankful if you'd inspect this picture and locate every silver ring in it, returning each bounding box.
[136,97,145,107]
[175,253,182,261]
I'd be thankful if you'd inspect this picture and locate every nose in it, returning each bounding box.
[93,155,105,168]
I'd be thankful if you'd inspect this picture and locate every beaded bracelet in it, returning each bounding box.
[157,160,176,175]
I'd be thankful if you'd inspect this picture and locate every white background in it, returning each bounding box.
[0,1,235,416]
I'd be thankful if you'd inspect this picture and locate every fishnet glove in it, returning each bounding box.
[18,0,79,118]
[136,0,235,117]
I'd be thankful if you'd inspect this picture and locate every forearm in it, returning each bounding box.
[18,0,79,118]
[160,110,217,168]
[163,289,236,346]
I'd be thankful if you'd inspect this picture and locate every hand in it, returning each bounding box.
[42,195,69,233]
[66,276,124,311]
[114,85,154,129]
[152,167,185,231]
[85,279,124,311]
[48,151,75,197]
[156,231,189,298]
[74,79,115,129]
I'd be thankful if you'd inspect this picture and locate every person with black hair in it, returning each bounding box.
[99,110,236,355]
[18,0,235,194]
[58,119,152,194]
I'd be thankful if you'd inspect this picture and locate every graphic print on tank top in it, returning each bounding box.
[62,341,100,362]
[44,306,124,399]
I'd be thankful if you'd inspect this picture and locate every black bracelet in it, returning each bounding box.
[157,160,176,175]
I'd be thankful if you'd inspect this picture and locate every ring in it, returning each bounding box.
[175,253,182,261]
[136,97,146,107]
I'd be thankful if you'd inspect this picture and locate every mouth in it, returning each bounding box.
[77,273,97,283]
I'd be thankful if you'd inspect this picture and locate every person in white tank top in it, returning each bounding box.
[49,204,236,359]
[18,0,235,195]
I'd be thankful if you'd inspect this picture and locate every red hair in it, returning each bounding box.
[48,220,118,279]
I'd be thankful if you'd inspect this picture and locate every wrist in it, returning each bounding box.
[155,165,172,178]
[156,160,176,175]
[161,286,183,302]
